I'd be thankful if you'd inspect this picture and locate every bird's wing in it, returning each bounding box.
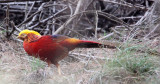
[50,35,70,43]
[29,35,69,43]
[50,35,79,51]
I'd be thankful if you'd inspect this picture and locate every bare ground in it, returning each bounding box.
[0,35,116,84]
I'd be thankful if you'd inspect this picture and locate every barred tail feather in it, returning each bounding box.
[77,40,116,49]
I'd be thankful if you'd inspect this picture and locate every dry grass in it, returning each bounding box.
[90,41,160,84]
[1,33,160,84]
[0,34,116,84]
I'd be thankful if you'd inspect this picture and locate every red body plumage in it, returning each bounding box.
[23,35,103,66]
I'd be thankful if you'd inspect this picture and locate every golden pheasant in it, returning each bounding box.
[17,29,116,74]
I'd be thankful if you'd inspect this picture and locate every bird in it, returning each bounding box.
[17,29,116,75]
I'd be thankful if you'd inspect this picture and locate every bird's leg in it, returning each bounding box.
[58,65,61,75]
[47,60,52,67]
[56,63,61,75]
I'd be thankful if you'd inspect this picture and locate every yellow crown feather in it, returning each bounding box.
[18,29,41,37]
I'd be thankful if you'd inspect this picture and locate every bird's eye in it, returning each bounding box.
[18,33,27,40]
[21,33,27,37]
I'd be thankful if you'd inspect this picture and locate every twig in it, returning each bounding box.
[111,28,122,36]
[144,24,160,39]
[10,21,21,32]
[53,0,84,35]
[24,2,28,20]
[5,4,9,38]
[119,16,143,19]
[8,21,17,37]
[98,11,131,31]
[17,10,41,28]
[100,0,148,10]
[51,1,56,35]
[71,53,106,60]
[66,27,87,38]
[98,32,114,40]
[135,4,154,25]
[28,6,68,29]
[17,3,45,28]
[54,10,131,35]
[0,0,42,3]
[41,7,68,23]
[95,11,98,38]
[68,3,73,17]
[25,1,35,20]
[27,3,45,28]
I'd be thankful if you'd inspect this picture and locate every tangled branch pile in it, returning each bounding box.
[0,0,158,41]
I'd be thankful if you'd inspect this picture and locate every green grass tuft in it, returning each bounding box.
[30,57,46,71]
[92,42,160,84]
[107,46,156,76]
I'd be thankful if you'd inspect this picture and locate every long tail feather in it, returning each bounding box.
[77,40,116,49]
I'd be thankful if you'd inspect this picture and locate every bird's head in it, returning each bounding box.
[17,29,41,41]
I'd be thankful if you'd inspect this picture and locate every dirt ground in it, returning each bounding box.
[0,35,116,84]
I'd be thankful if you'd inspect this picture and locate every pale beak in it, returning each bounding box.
[17,36,21,39]
[17,35,25,41]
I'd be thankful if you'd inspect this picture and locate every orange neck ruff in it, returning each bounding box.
[24,33,41,43]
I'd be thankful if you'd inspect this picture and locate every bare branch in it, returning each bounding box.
[53,0,84,35]
[5,4,9,38]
